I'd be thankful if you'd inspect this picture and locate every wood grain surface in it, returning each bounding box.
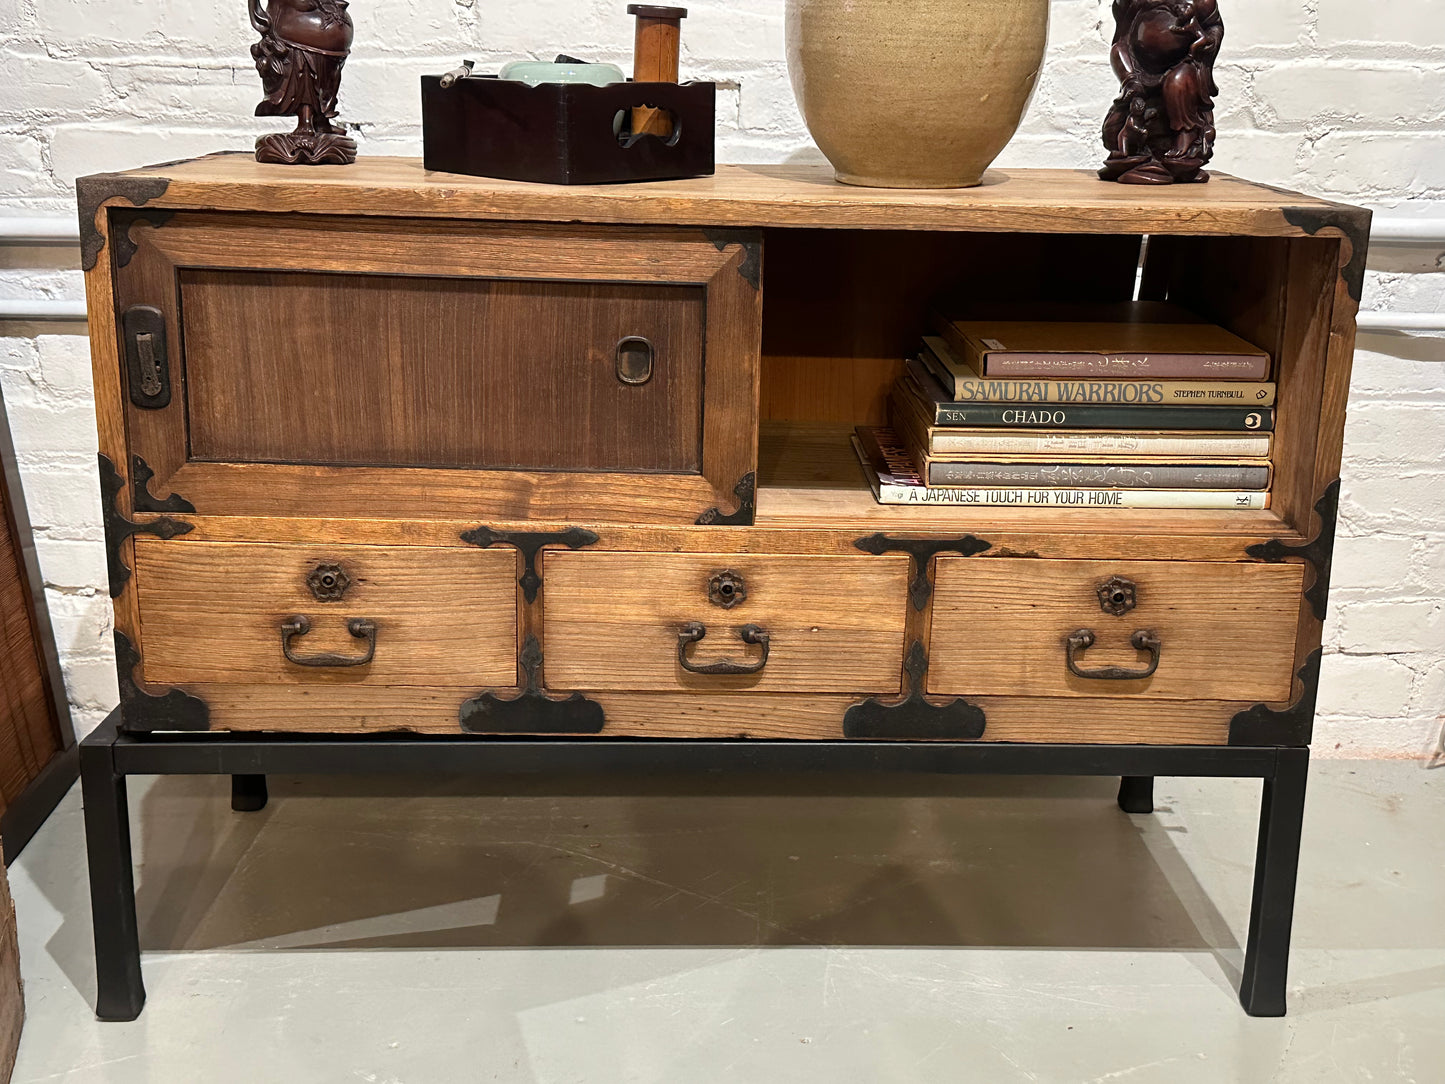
[119,156,1341,237]
[1144,234,1337,540]
[0,482,63,811]
[754,423,1298,543]
[115,214,760,526]
[181,270,706,471]
[761,230,1143,424]
[134,540,517,685]
[929,557,1304,701]
[179,685,1238,744]
[79,159,1366,744]
[544,551,911,692]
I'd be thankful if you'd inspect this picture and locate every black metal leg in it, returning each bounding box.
[231,774,268,812]
[1238,747,1309,1017]
[80,722,145,1021]
[1117,775,1154,813]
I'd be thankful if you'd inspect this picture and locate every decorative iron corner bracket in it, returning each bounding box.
[100,453,193,598]
[1228,648,1322,747]
[703,229,762,290]
[459,526,599,604]
[1245,479,1339,622]
[112,209,175,270]
[131,455,194,514]
[844,640,987,740]
[459,635,605,734]
[1281,205,1373,304]
[114,630,210,732]
[75,173,172,273]
[853,533,992,611]
[696,472,756,527]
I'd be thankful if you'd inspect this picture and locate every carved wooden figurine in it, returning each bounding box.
[1100,0,1222,185]
[250,0,357,165]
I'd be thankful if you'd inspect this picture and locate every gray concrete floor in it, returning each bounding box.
[5,761,1443,1082]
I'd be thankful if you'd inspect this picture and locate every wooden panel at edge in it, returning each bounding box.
[188,686,1233,744]
[0,480,62,802]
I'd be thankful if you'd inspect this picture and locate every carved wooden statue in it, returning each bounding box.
[250,0,357,165]
[1100,0,1222,185]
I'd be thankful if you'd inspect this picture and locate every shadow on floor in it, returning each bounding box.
[40,772,1252,1005]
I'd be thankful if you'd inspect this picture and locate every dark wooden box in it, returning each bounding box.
[420,76,715,185]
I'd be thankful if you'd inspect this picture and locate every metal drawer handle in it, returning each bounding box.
[677,621,770,675]
[281,615,377,668]
[1065,628,1161,681]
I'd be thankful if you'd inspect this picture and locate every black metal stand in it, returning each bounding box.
[79,709,1309,1021]
[230,774,268,812]
[1117,775,1155,814]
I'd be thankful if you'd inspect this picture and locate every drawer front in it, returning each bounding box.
[134,541,517,686]
[929,557,1304,702]
[544,552,910,693]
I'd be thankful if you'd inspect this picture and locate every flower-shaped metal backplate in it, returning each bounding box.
[307,562,351,602]
[1096,575,1137,616]
[708,569,747,609]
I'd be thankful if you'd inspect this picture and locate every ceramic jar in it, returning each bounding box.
[785,0,1050,188]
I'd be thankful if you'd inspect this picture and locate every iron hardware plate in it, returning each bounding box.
[112,209,174,270]
[76,173,172,272]
[1246,479,1339,622]
[1096,576,1138,616]
[460,526,600,604]
[695,472,756,527]
[843,640,987,740]
[853,533,992,611]
[704,230,762,290]
[1228,649,1321,747]
[707,569,746,609]
[459,635,606,734]
[130,455,194,514]
[114,630,209,732]
[306,563,351,602]
[100,453,193,598]
[1281,206,1372,303]
[122,306,171,410]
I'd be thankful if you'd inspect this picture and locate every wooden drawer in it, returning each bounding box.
[544,552,910,693]
[133,541,517,686]
[929,558,1304,702]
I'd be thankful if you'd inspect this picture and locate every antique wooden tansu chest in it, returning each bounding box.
[80,156,1362,746]
[77,156,1367,1020]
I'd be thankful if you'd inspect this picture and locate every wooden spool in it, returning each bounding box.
[628,4,687,139]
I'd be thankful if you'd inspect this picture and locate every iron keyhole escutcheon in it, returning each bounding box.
[708,569,747,609]
[1096,576,1138,616]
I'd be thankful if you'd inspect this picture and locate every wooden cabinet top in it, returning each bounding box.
[81,153,1369,241]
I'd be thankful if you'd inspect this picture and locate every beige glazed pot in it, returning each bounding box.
[785,0,1050,188]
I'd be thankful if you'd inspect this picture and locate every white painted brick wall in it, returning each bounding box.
[1,0,1442,754]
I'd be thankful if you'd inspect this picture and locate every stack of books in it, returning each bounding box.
[854,302,1276,509]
